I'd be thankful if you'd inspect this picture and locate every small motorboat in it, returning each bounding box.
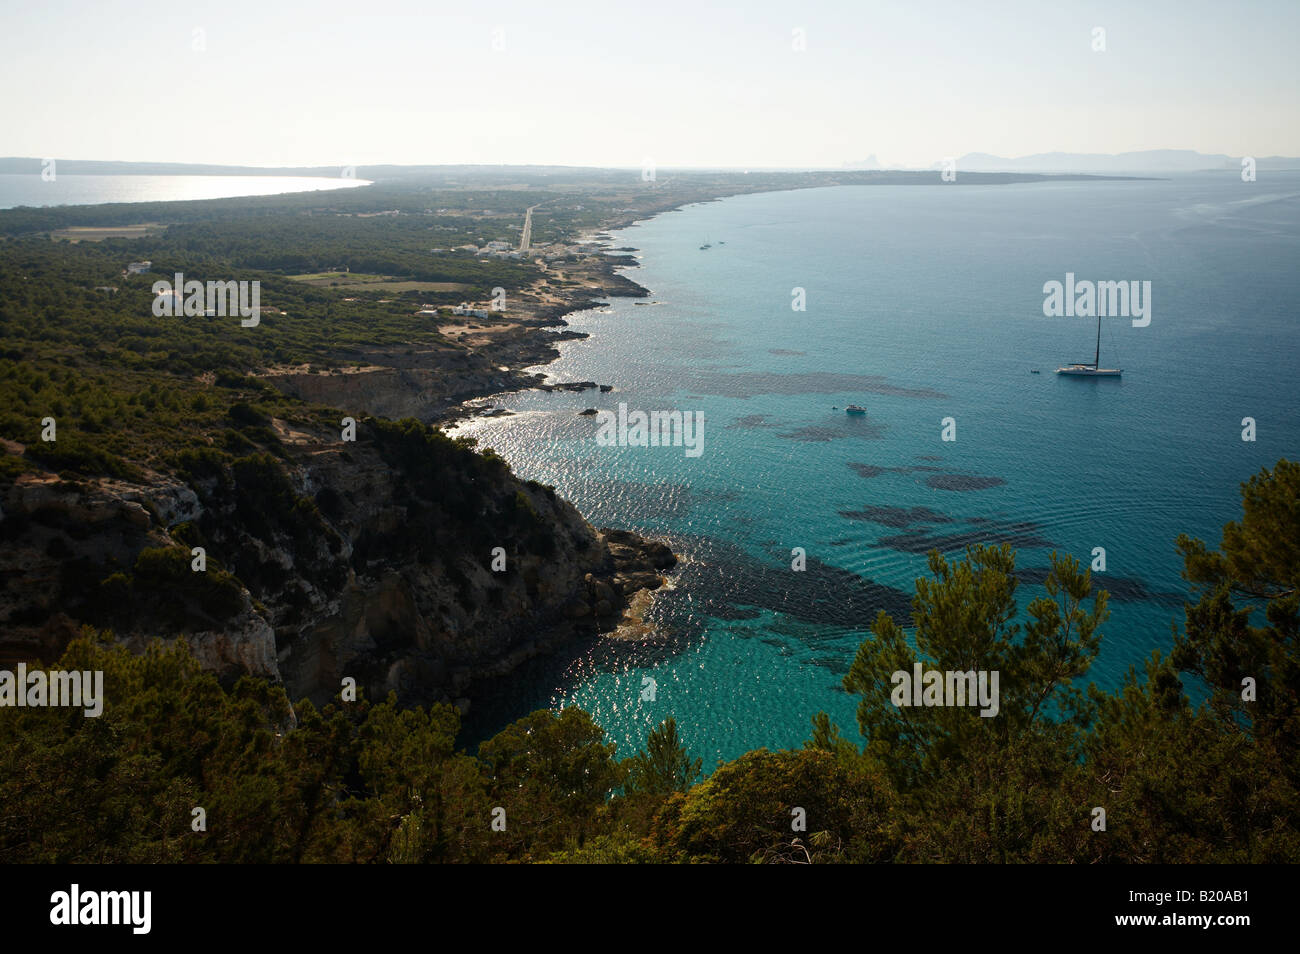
[845,405,867,415]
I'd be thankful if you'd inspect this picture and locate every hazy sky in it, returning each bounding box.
[3,0,1297,169]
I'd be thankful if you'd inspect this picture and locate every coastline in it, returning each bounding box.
[262,208,679,430]
[426,200,715,420]
[324,172,1161,430]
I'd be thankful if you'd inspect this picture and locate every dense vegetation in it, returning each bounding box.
[2,460,1295,863]
[0,185,555,488]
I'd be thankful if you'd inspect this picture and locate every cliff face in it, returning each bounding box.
[0,469,279,679]
[259,328,588,425]
[0,419,675,710]
[263,358,529,425]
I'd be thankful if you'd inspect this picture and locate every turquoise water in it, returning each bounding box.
[0,174,369,210]
[454,174,1300,769]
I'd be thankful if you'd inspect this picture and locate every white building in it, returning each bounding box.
[452,303,490,318]
[125,261,152,274]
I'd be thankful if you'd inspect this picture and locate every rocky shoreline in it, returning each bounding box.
[260,241,652,429]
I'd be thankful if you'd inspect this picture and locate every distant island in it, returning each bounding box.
[948,148,1300,173]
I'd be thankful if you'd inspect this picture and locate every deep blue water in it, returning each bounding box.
[453,173,1300,769]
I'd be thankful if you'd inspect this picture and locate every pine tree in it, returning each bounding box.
[624,717,702,796]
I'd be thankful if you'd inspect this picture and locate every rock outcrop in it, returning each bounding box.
[0,420,676,711]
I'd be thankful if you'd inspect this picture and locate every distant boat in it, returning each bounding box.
[1056,312,1121,376]
[845,405,867,415]
[699,242,711,250]
[1030,369,1040,374]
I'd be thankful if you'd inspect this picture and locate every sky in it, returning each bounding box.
[2,0,1297,169]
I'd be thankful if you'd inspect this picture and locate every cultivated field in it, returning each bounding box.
[287,271,467,293]
[51,224,161,242]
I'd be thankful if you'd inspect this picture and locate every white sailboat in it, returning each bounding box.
[1056,313,1121,376]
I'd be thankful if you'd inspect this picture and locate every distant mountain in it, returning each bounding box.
[949,150,1300,173]
[841,155,883,170]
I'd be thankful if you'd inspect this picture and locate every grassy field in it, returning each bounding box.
[287,271,468,293]
[51,224,161,242]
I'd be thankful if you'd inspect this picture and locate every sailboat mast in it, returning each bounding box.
[1095,314,1101,368]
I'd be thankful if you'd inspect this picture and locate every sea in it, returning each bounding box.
[451,172,1300,768]
[0,174,368,210]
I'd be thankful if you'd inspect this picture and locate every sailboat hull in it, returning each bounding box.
[1056,365,1121,376]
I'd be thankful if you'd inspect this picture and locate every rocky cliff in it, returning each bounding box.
[0,417,675,711]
